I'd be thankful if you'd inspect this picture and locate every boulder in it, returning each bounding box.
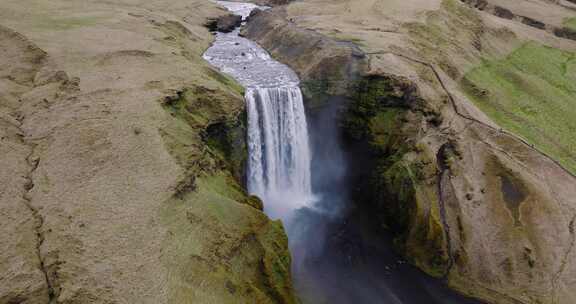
[215,14,243,33]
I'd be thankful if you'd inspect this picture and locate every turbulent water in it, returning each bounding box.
[245,87,313,218]
[203,1,313,220]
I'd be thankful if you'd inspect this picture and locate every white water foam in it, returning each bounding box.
[203,1,314,220]
[246,86,313,219]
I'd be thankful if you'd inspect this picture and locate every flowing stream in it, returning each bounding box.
[203,2,314,220]
[203,2,483,303]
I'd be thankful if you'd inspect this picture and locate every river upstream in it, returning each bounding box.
[204,2,483,303]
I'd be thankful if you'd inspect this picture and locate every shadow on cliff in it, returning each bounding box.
[286,96,483,304]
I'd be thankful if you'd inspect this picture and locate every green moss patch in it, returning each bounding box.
[343,75,450,277]
[160,84,247,179]
[343,76,416,142]
[204,67,245,95]
[160,173,294,303]
[564,18,576,31]
[462,42,576,174]
[375,155,449,278]
[406,0,485,79]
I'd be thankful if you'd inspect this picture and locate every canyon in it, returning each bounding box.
[1,0,575,303]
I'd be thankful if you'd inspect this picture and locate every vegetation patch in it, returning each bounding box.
[160,85,247,179]
[343,75,450,277]
[160,173,294,303]
[157,73,294,302]
[301,79,331,109]
[406,0,485,79]
[461,42,576,174]
[204,67,245,95]
[564,17,576,31]
[343,76,418,142]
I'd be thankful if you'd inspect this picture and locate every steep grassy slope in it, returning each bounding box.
[160,174,293,303]
[158,84,295,303]
[462,43,576,174]
[0,0,296,303]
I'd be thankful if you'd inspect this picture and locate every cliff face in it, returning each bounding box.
[244,1,576,303]
[0,0,294,303]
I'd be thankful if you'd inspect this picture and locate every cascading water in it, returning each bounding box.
[203,1,313,220]
[246,87,313,218]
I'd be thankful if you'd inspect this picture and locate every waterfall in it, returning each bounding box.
[203,1,314,219]
[246,86,313,219]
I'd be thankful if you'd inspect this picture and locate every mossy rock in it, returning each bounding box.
[342,75,450,276]
[160,174,296,304]
[342,75,420,142]
[160,85,247,180]
[244,195,264,211]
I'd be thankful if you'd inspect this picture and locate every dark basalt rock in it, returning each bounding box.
[264,0,292,5]
[217,14,243,33]
[554,27,576,41]
[205,14,243,33]
[247,8,263,21]
[520,16,546,30]
[460,0,488,10]
[493,6,514,20]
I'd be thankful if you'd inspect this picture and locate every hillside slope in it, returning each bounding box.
[0,0,295,303]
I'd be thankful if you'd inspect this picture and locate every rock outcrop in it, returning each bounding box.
[244,1,576,303]
[0,0,295,303]
[244,9,368,109]
[460,0,576,41]
[206,14,243,33]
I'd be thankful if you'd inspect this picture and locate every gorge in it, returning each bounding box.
[204,2,483,303]
[1,0,576,303]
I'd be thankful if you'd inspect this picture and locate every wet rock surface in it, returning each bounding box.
[205,14,243,33]
[216,14,243,33]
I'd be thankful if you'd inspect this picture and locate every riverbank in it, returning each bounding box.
[0,0,294,303]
